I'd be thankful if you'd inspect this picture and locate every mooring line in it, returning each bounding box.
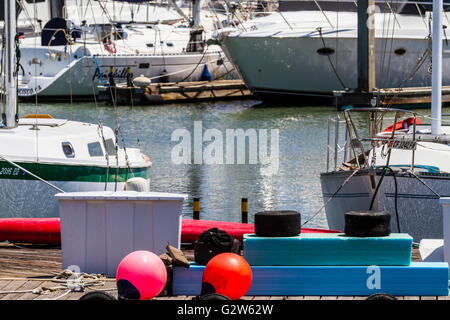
[0,154,65,193]
[302,168,361,226]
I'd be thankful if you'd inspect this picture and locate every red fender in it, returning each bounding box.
[0,218,340,245]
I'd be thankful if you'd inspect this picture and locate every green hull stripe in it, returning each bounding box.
[0,161,150,182]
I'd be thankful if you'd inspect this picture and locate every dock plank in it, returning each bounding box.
[404,296,421,300]
[0,280,30,300]
[0,244,447,300]
[420,296,437,300]
[17,281,44,300]
[303,296,321,300]
[320,296,339,300]
[0,280,27,300]
[269,296,286,300]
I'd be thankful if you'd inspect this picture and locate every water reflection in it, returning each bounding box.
[19,100,448,229]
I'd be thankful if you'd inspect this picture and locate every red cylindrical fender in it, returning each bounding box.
[0,218,61,244]
[0,218,340,245]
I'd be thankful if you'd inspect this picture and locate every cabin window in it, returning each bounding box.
[146,43,154,48]
[62,142,75,158]
[88,142,104,157]
[139,63,150,69]
[166,42,174,47]
[105,138,117,156]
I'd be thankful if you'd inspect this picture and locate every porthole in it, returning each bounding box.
[317,47,335,56]
[394,48,407,56]
[62,142,75,158]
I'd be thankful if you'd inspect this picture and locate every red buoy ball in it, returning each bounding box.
[201,253,252,300]
[116,250,167,300]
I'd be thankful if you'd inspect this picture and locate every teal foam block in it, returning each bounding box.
[173,262,449,296]
[243,233,413,266]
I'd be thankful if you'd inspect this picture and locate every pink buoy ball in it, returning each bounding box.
[116,250,167,300]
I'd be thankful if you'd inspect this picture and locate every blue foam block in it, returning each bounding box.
[173,262,449,296]
[243,233,413,266]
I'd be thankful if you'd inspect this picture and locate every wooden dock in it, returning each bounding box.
[98,80,254,106]
[0,243,447,301]
[334,86,450,109]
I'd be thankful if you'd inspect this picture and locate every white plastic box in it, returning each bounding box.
[55,191,187,277]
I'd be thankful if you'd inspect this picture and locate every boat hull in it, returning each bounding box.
[320,169,450,241]
[18,51,233,100]
[222,35,450,105]
[0,161,151,218]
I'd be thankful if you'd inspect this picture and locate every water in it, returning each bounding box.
[19,100,449,229]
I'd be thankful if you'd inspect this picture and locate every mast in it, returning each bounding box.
[357,0,376,93]
[48,0,66,19]
[4,0,18,128]
[431,0,443,135]
[192,0,204,28]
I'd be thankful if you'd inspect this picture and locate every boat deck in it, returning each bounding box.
[0,243,447,301]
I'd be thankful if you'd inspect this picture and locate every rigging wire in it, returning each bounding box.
[317,27,347,89]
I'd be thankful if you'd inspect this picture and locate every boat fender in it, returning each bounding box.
[254,211,301,237]
[124,177,149,192]
[201,65,212,81]
[344,211,391,237]
[133,75,151,88]
[103,39,117,54]
[79,291,116,300]
[366,293,397,300]
[201,253,252,300]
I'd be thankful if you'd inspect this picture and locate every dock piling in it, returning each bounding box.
[241,198,248,224]
[193,198,200,220]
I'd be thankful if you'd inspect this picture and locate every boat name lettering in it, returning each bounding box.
[0,167,21,176]
[392,141,416,150]
[18,85,42,95]
[92,68,133,81]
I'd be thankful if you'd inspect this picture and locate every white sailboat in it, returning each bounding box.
[219,1,450,105]
[13,0,234,100]
[320,0,449,241]
[0,0,152,217]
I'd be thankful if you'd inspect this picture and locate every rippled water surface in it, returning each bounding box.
[20,100,449,229]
